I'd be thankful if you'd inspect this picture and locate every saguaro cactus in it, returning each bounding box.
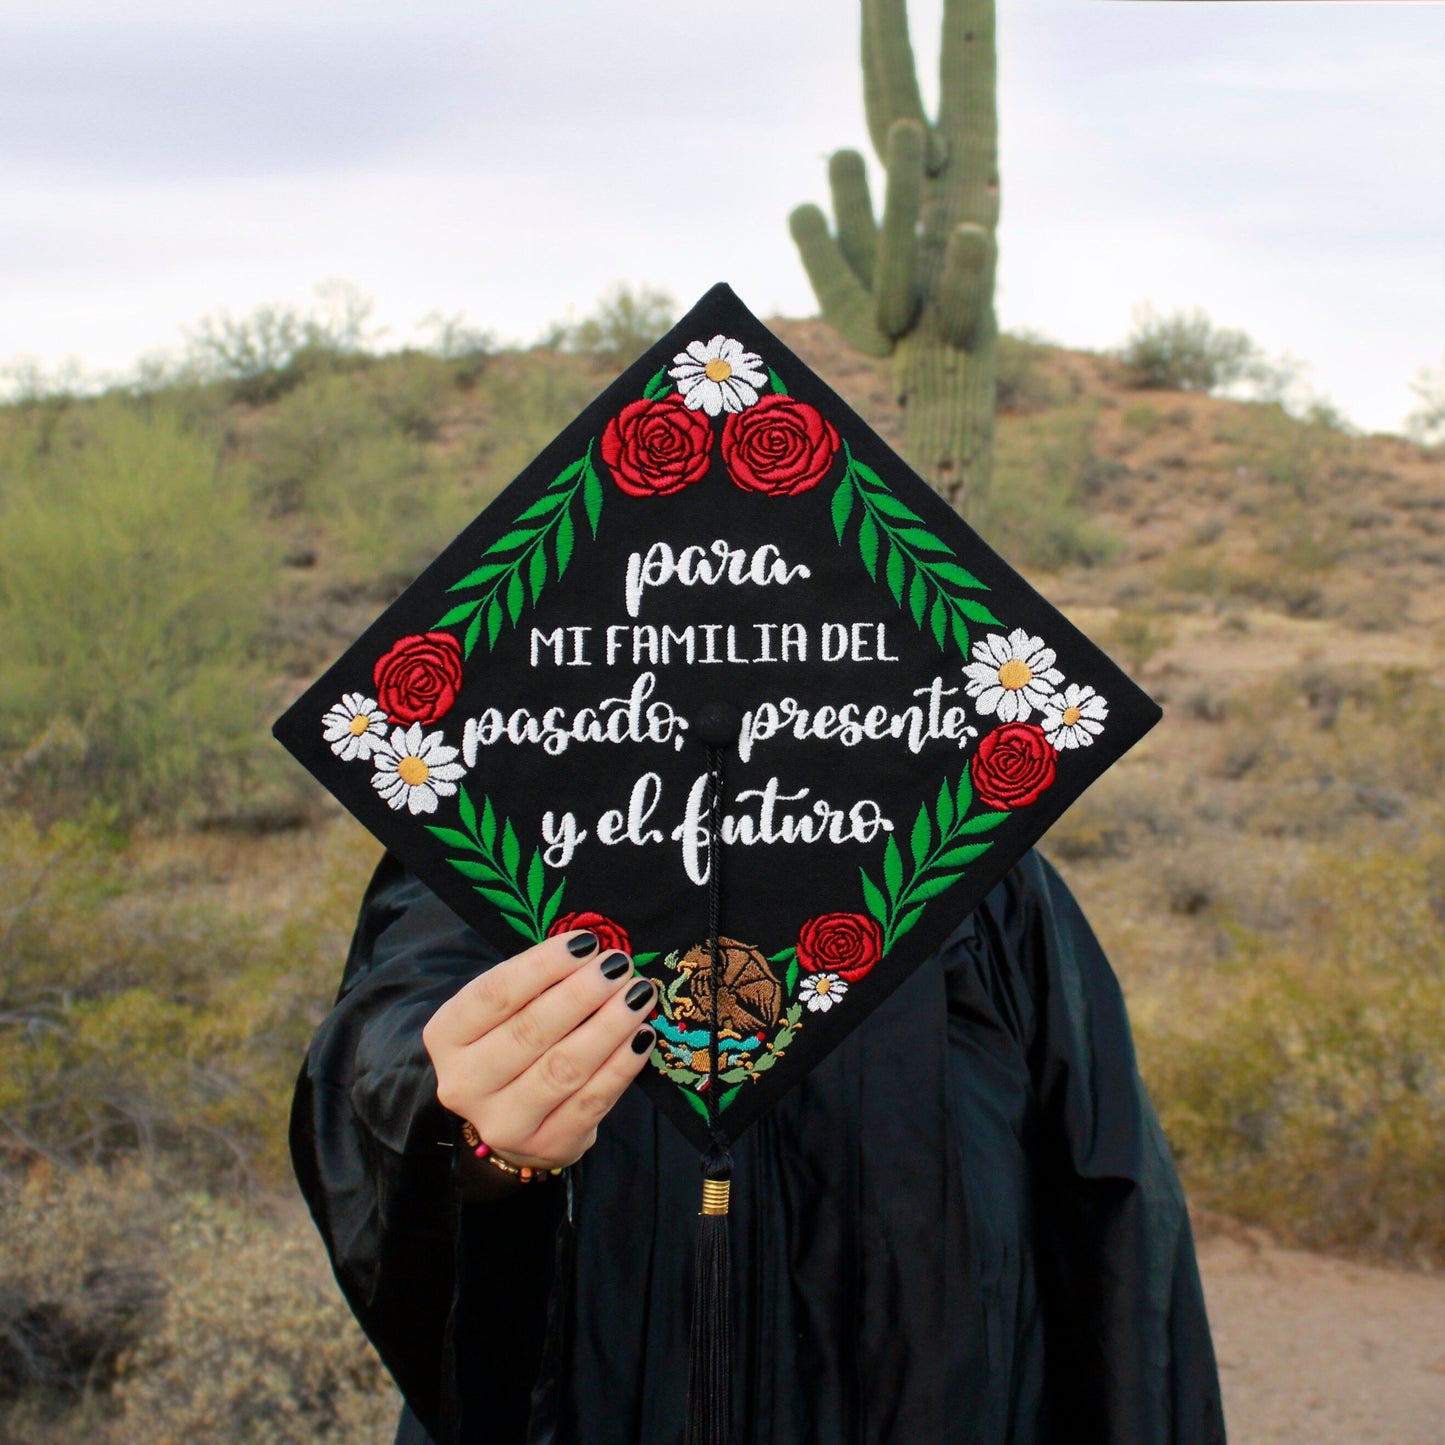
[789,0,999,510]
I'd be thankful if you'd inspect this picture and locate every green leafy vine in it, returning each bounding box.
[425,784,565,943]
[830,440,1000,657]
[433,443,605,657]
[859,769,1010,952]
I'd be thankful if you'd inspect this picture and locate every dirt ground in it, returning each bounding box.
[1197,1228,1445,1444]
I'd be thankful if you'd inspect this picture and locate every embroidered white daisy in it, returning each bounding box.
[322,693,389,762]
[668,335,768,416]
[1041,683,1109,750]
[371,724,466,815]
[962,629,1065,723]
[798,972,848,1013]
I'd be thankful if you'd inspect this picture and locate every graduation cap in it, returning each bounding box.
[274,283,1158,1445]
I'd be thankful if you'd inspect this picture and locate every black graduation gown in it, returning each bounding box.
[290,848,1226,1445]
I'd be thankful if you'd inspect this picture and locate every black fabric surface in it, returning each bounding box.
[291,849,1226,1445]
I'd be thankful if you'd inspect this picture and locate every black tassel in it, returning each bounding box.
[686,1144,733,1445]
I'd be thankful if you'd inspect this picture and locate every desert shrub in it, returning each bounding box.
[0,397,281,825]
[110,1196,396,1443]
[0,1168,396,1443]
[1117,305,1263,394]
[1139,850,1445,1263]
[0,814,380,1185]
[1403,358,1445,446]
[543,283,677,365]
[994,333,1060,415]
[974,408,1120,570]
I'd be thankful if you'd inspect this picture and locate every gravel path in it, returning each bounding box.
[1198,1231,1445,1444]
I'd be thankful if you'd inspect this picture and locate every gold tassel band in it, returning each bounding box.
[700,1177,731,1216]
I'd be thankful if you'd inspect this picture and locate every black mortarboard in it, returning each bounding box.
[274,283,1159,1444]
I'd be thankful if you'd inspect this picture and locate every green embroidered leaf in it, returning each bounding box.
[858,513,880,581]
[501,819,521,879]
[935,842,993,870]
[908,871,964,903]
[479,795,497,851]
[930,592,947,649]
[683,1090,710,1120]
[500,911,540,943]
[859,868,888,925]
[891,906,925,943]
[555,509,575,577]
[884,543,905,605]
[447,561,509,592]
[472,884,529,915]
[505,570,524,625]
[883,835,903,902]
[951,611,970,657]
[548,456,587,490]
[463,608,483,659]
[433,599,480,629]
[935,778,954,835]
[484,527,540,557]
[485,598,503,650]
[514,492,569,523]
[954,597,1003,627]
[526,847,545,911]
[866,492,925,525]
[956,771,973,819]
[528,543,548,604]
[642,365,671,400]
[908,564,927,627]
[956,810,1010,835]
[895,527,952,554]
[583,452,604,537]
[447,858,499,882]
[830,477,855,544]
[457,785,477,837]
[632,951,660,969]
[851,458,890,493]
[910,803,932,871]
[930,560,989,590]
[538,881,564,934]
[426,826,478,852]
[784,957,800,994]
[767,367,788,395]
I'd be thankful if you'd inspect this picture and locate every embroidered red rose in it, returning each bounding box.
[599,395,713,498]
[720,395,841,496]
[797,911,882,983]
[548,910,632,956]
[970,722,1057,810]
[372,631,464,725]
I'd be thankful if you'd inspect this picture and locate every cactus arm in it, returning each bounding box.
[863,0,947,172]
[829,150,879,289]
[936,0,999,228]
[873,120,924,340]
[935,222,993,349]
[788,205,894,358]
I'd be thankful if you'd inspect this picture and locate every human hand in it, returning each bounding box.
[422,930,656,1172]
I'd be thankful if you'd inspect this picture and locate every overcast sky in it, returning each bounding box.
[2,0,1441,432]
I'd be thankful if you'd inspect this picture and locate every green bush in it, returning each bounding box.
[542,283,677,365]
[1118,305,1262,394]
[0,398,281,825]
[1140,850,1445,1263]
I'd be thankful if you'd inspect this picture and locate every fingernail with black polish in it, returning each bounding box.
[631,1027,655,1056]
[625,979,654,1011]
[600,952,631,980]
[567,930,598,958]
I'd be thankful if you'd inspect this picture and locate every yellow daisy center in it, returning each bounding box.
[997,659,1033,691]
[1062,705,1082,727]
[348,713,372,736]
[815,976,832,994]
[704,358,733,382]
[397,755,430,786]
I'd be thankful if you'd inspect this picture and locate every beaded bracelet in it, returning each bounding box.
[459,1119,563,1184]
